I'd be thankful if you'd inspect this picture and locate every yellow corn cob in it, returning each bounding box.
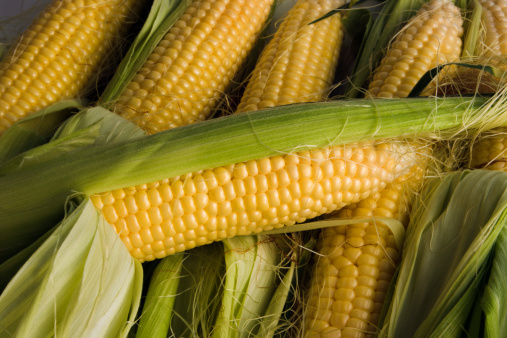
[470,127,507,170]
[111,0,274,134]
[235,0,346,113]
[478,0,507,56]
[367,0,463,98]
[91,142,421,262]
[0,0,144,135]
[303,169,422,337]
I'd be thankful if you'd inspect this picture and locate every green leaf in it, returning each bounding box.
[213,235,282,338]
[169,244,225,337]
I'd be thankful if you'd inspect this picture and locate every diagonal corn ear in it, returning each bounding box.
[0,198,143,338]
[0,0,147,135]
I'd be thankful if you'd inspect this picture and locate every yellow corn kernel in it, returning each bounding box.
[90,142,422,262]
[112,0,273,134]
[235,0,346,113]
[367,0,463,98]
[0,0,144,134]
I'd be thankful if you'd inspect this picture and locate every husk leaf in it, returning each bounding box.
[0,198,142,338]
[169,243,225,337]
[135,253,184,338]
[0,99,84,164]
[213,235,282,337]
[380,170,507,337]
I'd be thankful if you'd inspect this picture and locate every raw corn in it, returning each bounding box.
[111,0,274,134]
[0,0,144,134]
[303,163,425,337]
[470,127,507,170]
[478,0,507,56]
[367,0,463,98]
[91,142,418,262]
[235,0,346,113]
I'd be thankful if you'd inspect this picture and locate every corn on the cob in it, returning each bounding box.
[366,0,463,98]
[478,0,507,56]
[470,127,507,170]
[0,0,144,135]
[111,0,274,134]
[91,142,419,262]
[235,0,346,113]
[303,174,416,337]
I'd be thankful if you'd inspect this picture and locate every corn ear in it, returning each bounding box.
[0,96,495,263]
[345,0,428,98]
[100,0,192,104]
[0,0,145,134]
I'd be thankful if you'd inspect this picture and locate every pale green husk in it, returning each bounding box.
[135,253,183,338]
[379,170,507,337]
[0,198,143,337]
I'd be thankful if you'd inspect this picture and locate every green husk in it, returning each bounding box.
[462,0,483,58]
[135,253,184,338]
[0,99,84,164]
[99,0,191,104]
[255,253,296,338]
[170,243,225,337]
[379,170,507,337]
[0,198,143,337]
[480,221,507,337]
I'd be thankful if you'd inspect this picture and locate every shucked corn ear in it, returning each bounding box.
[478,0,507,56]
[303,157,426,337]
[111,0,274,134]
[367,0,463,98]
[235,0,346,113]
[0,0,144,135]
[470,127,507,169]
[91,142,419,262]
